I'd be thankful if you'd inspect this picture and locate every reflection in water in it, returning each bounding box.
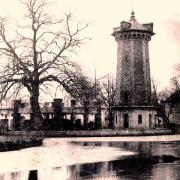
[0,140,179,180]
[69,141,180,179]
[0,171,29,180]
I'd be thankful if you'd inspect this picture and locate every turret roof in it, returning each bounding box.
[128,11,148,31]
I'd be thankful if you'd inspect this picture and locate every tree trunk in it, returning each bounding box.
[30,83,43,131]
[83,101,89,130]
[108,108,114,129]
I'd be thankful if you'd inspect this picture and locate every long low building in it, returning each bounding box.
[0,99,108,131]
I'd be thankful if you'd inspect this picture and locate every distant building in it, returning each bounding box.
[112,11,157,129]
[0,99,107,131]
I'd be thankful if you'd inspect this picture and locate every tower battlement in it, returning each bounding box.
[112,12,154,38]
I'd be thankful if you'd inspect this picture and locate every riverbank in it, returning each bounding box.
[7,129,172,137]
[0,133,43,152]
[0,128,173,152]
[44,128,172,137]
[5,128,172,138]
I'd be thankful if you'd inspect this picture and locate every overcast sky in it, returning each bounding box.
[0,0,180,100]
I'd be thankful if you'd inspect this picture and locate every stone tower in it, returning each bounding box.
[112,11,157,129]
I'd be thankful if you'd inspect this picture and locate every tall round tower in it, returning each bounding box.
[112,12,157,129]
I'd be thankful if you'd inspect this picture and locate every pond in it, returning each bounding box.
[0,135,179,180]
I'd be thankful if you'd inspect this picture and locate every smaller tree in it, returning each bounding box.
[170,76,180,91]
[151,78,159,105]
[163,63,180,119]
[98,74,116,128]
[158,88,173,121]
[74,75,96,102]
[152,64,180,126]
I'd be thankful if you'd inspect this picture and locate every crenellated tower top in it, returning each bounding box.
[112,11,154,42]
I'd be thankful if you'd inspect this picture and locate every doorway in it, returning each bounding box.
[123,113,129,128]
[149,114,152,128]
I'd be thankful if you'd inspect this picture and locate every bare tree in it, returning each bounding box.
[99,74,116,128]
[165,65,180,120]
[170,63,180,91]
[75,75,96,102]
[170,76,180,91]
[100,75,116,107]
[151,78,158,105]
[0,0,88,130]
[161,63,180,119]
[153,64,180,126]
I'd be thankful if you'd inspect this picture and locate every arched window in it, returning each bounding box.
[138,114,142,124]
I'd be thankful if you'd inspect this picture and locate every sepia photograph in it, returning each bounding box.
[0,0,179,179]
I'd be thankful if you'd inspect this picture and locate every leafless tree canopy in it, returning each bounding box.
[98,75,116,107]
[0,0,88,130]
[99,75,116,128]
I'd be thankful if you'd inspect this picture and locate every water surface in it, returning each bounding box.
[0,135,179,180]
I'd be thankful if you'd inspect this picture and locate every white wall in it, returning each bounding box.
[114,109,157,129]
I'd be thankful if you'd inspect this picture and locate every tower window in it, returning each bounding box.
[148,95,151,103]
[123,56,128,62]
[138,114,142,124]
[125,56,128,62]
